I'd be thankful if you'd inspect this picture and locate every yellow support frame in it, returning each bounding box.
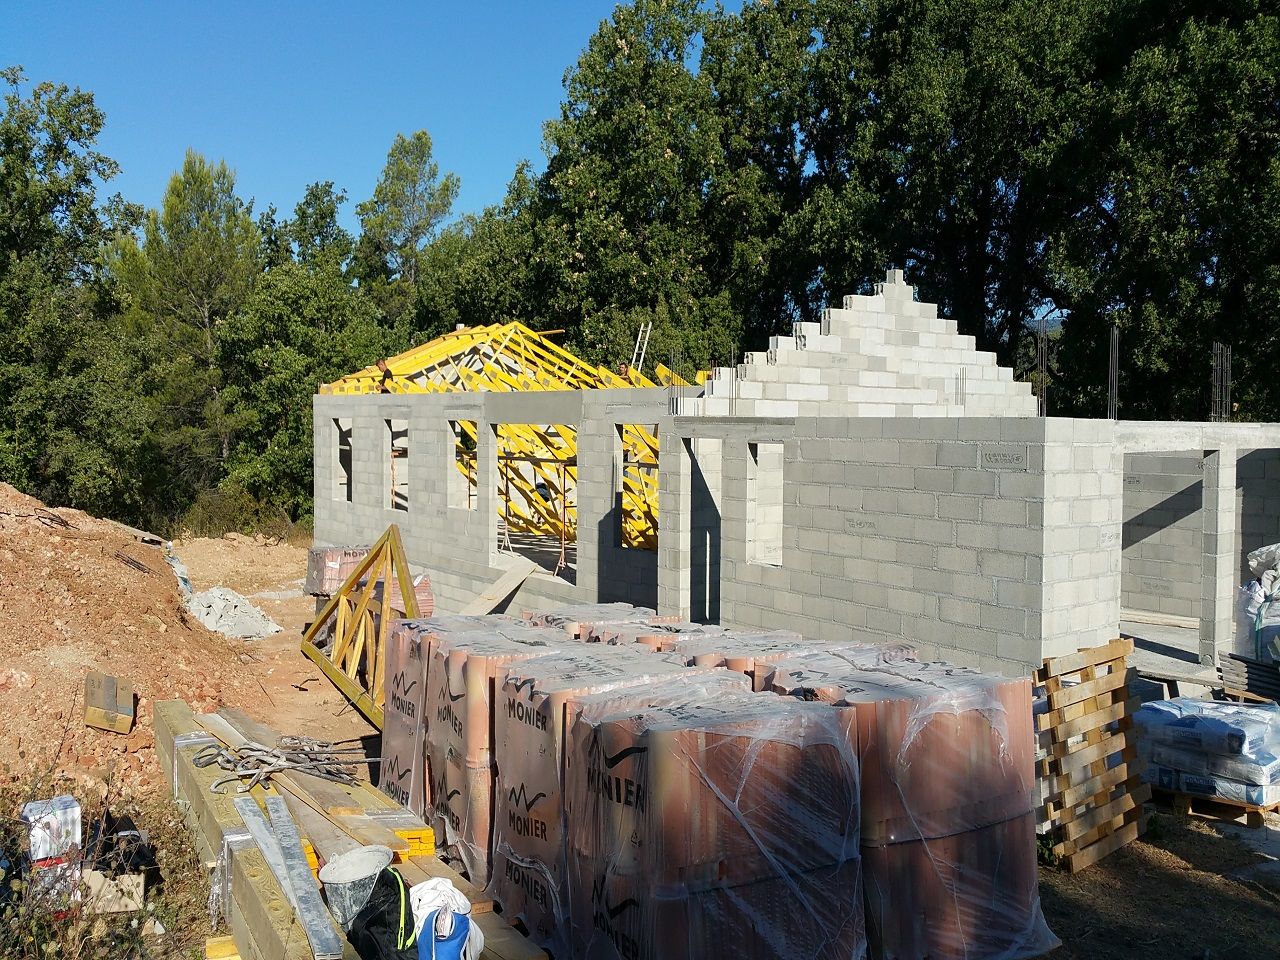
[323,324,662,549]
[300,524,420,729]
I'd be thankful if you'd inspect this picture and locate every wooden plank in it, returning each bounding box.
[265,796,345,960]
[1037,685,1126,733]
[1039,638,1133,680]
[279,792,360,864]
[204,935,241,960]
[301,639,384,729]
[1049,727,1135,782]
[1045,666,1130,712]
[227,843,314,960]
[475,912,548,960]
[1057,779,1146,843]
[1042,750,1137,817]
[459,559,538,615]
[1065,813,1146,873]
[330,815,410,854]
[1050,697,1139,746]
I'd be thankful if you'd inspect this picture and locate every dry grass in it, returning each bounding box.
[0,774,213,959]
[1041,811,1280,959]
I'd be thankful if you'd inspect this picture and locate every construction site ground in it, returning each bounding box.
[2,485,1278,956]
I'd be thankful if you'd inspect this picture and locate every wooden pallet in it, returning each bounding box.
[1036,638,1150,872]
[1218,653,1280,702]
[1153,787,1280,829]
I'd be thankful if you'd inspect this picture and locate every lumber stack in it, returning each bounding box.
[1035,638,1149,872]
[155,699,546,960]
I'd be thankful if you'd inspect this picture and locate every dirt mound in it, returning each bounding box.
[0,483,256,796]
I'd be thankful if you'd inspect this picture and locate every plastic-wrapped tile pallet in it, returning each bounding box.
[765,653,1057,960]
[382,606,1060,960]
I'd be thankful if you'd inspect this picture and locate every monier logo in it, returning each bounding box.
[502,857,551,910]
[585,736,646,813]
[507,697,549,731]
[431,770,462,833]
[389,671,419,720]
[507,784,549,842]
[381,755,413,806]
[590,875,643,960]
[436,674,464,737]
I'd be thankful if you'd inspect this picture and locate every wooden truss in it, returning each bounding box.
[321,322,680,550]
[300,524,420,729]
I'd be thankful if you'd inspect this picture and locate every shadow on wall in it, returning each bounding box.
[597,491,658,608]
[689,448,721,625]
[1238,450,1280,582]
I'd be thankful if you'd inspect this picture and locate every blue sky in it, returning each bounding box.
[1,1,626,230]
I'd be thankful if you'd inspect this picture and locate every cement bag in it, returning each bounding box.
[1247,542,1280,578]
[1133,697,1280,756]
[1146,742,1280,786]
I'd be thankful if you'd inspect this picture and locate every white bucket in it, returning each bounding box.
[318,844,393,929]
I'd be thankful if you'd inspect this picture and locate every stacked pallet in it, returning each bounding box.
[1035,639,1149,872]
[1218,652,1280,701]
[764,653,1053,960]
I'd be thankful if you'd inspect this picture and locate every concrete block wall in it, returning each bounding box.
[664,416,1122,675]
[314,388,669,616]
[1120,449,1280,622]
[693,270,1039,420]
[1121,453,1203,619]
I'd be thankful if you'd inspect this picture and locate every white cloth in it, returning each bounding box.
[409,878,483,960]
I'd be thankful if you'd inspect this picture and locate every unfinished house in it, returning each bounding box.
[314,270,1280,676]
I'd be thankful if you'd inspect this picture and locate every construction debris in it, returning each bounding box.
[83,670,136,734]
[189,586,283,639]
[0,483,262,792]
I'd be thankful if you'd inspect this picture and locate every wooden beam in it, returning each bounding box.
[459,559,538,615]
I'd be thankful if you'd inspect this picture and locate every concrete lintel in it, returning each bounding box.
[1116,420,1280,454]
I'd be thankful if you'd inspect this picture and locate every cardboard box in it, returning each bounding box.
[84,671,135,734]
[82,868,145,914]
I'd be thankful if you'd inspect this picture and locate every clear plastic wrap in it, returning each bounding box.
[564,694,865,960]
[424,624,568,883]
[668,632,916,691]
[490,657,747,956]
[590,621,727,648]
[1133,697,1280,756]
[1146,763,1280,807]
[765,655,1053,960]
[1141,742,1280,786]
[522,602,667,638]
[380,619,432,817]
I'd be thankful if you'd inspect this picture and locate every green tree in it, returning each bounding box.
[219,262,390,519]
[110,150,260,517]
[355,131,460,326]
[0,66,151,519]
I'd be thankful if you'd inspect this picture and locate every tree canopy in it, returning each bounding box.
[1,0,1277,531]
